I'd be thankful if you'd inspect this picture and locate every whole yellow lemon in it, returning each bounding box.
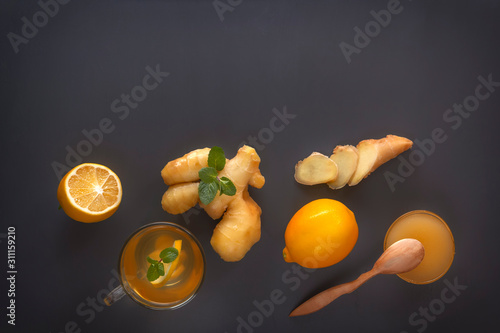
[283,199,358,268]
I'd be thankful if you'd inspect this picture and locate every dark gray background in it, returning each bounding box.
[1,0,499,332]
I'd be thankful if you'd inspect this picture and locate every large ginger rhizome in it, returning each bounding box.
[161,145,265,262]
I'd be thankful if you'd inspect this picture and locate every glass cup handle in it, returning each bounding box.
[104,285,126,306]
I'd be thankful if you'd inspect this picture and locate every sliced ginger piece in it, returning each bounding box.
[348,135,413,186]
[327,145,359,189]
[294,152,338,185]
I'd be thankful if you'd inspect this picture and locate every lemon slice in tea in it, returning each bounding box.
[151,240,183,288]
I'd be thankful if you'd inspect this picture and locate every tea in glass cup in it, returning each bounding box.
[105,222,205,309]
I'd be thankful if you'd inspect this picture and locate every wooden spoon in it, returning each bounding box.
[289,238,424,317]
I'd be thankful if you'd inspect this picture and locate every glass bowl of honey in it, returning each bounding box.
[384,210,455,285]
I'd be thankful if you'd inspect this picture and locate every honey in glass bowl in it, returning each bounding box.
[384,210,455,285]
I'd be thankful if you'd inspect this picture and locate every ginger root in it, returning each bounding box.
[161,148,211,185]
[211,189,261,262]
[348,135,413,186]
[161,145,265,262]
[294,135,412,189]
[161,183,199,215]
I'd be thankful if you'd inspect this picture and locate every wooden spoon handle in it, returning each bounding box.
[289,270,378,317]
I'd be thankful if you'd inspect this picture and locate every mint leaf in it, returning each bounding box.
[147,264,160,281]
[198,146,236,204]
[220,177,236,196]
[208,146,226,171]
[147,256,157,265]
[160,247,179,263]
[199,180,220,205]
[157,262,165,276]
[198,167,218,183]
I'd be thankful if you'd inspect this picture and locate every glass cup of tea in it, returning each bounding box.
[384,210,455,285]
[104,222,206,309]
